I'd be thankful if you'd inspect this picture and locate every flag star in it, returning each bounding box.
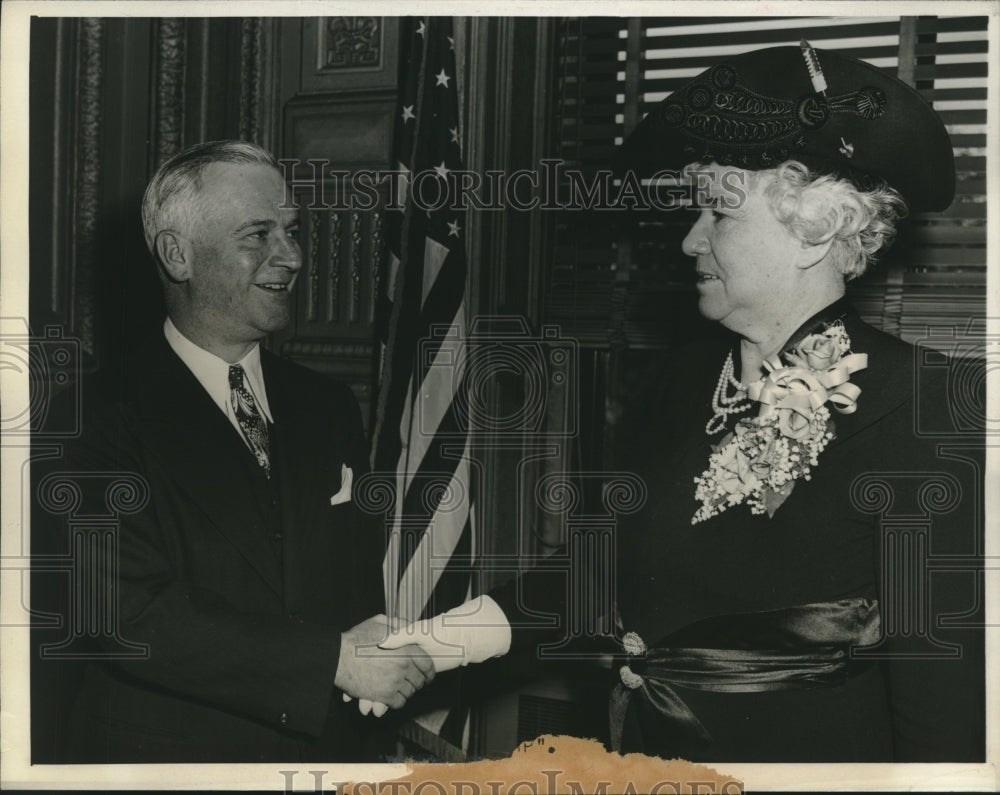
[449,127,459,144]
[416,20,426,37]
[447,36,454,50]
[447,220,461,238]
[434,161,450,178]
[401,105,415,123]
[435,69,451,88]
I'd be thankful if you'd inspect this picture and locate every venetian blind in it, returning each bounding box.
[548,15,989,350]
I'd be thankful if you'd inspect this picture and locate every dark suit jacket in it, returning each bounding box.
[493,299,985,762]
[32,335,387,762]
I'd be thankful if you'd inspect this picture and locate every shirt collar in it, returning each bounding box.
[163,318,273,423]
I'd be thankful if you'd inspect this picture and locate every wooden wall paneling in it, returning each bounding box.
[99,19,161,366]
[151,18,186,168]
[29,18,76,337]
[280,196,387,427]
[30,17,165,373]
[69,17,105,363]
[462,16,573,759]
[463,16,564,587]
[300,17,399,93]
[284,94,397,169]
[239,18,281,150]
[273,18,401,425]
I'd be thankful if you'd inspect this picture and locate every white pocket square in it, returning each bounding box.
[330,464,353,506]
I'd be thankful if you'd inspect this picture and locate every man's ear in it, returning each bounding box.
[154,231,193,282]
[796,236,835,270]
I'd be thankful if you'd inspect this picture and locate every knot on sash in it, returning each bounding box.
[618,631,648,689]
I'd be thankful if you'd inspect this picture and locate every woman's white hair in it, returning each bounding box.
[761,160,908,281]
[141,140,278,254]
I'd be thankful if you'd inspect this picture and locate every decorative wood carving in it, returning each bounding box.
[350,211,362,323]
[293,18,398,94]
[306,207,320,321]
[48,19,70,318]
[323,17,381,70]
[328,210,342,322]
[281,340,373,359]
[273,17,399,406]
[73,18,105,358]
[370,210,384,323]
[153,18,186,166]
[240,18,263,142]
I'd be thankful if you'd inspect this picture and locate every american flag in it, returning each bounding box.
[373,17,473,629]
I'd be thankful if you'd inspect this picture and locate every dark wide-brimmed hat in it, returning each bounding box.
[621,43,955,211]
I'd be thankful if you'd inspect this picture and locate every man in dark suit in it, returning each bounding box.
[31,140,432,762]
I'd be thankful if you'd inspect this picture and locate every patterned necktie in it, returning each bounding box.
[228,364,270,478]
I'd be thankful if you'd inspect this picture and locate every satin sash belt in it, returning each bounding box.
[609,598,881,753]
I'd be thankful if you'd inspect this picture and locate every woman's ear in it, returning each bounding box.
[796,236,835,270]
[155,231,193,282]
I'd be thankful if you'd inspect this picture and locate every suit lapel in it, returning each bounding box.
[822,313,911,452]
[127,340,283,596]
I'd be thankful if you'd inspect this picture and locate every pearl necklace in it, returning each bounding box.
[705,350,751,435]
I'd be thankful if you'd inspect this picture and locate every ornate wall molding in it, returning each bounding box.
[370,210,384,323]
[280,340,374,359]
[240,18,264,142]
[152,18,186,167]
[306,206,321,321]
[328,210,342,322]
[350,211,362,323]
[72,18,105,358]
[322,17,381,71]
[294,18,398,94]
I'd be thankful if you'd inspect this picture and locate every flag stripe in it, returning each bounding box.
[373,17,474,625]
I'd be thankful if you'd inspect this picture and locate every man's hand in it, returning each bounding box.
[378,595,512,673]
[334,615,435,709]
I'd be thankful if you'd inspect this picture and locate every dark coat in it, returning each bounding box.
[31,335,387,762]
[494,299,985,762]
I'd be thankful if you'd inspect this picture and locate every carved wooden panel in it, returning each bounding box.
[30,17,109,366]
[239,18,270,144]
[299,17,399,92]
[322,17,381,70]
[275,18,401,424]
[152,18,186,167]
[70,18,105,360]
[285,95,396,169]
[279,195,388,425]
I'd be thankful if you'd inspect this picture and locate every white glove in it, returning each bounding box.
[342,692,388,717]
[378,595,512,673]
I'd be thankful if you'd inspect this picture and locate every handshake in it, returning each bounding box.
[333,596,512,717]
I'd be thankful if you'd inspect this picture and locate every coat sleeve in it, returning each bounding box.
[867,363,985,762]
[34,388,345,739]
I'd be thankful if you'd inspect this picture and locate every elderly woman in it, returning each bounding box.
[385,45,984,763]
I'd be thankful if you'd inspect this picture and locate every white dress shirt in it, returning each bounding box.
[163,319,273,451]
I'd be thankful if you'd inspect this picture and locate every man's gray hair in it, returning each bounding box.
[141,140,279,253]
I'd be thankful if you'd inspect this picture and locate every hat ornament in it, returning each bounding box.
[799,39,828,95]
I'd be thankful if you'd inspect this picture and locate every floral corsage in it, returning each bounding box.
[692,321,868,524]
